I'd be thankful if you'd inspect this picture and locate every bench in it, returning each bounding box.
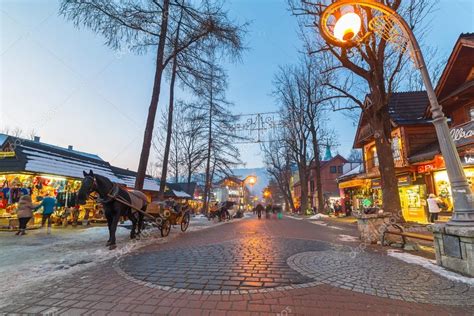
[382,223,434,247]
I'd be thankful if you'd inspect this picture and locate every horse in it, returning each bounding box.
[77,170,147,250]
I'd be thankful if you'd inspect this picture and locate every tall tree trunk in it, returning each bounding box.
[135,0,170,190]
[158,3,183,197]
[298,163,309,213]
[202,77,214,214]
[370,109,404,222]
[187,164,192,184]
[310,127,324,212]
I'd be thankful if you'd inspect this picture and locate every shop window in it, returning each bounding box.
[337,166,343,174]
[330,166,337,173]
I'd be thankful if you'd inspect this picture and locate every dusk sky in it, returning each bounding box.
[1,0,473,171]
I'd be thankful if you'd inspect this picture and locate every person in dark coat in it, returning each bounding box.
[255,204,264,219]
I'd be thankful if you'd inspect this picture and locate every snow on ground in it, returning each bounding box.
[0,215,225,308]
[387,250,474,286]
[308,214,329,220]
[285,215,303,220]
[337,234,360,242]
[310,221,343,230]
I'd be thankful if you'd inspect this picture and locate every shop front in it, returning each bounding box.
[0,172,102,229]
[0,134,131,230]
[338,179,372,213]
[370,174,428,223]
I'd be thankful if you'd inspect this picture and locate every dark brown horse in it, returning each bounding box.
[77,170,147,250]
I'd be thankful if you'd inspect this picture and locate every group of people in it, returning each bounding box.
[14,192,57,236]
[253,204,282,219]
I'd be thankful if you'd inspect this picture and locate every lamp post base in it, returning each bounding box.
[429,224,474,277]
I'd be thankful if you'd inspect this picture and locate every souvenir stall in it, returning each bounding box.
[0,173,104,229]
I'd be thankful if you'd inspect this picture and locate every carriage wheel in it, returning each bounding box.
[161,219,171,237]
[181,212,190,232]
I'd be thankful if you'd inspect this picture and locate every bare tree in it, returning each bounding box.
[261,136,296,213]
[274,65,313,213]
[178,103,207,184]
[291,0,436,219]
[157,0,247,197]
[348,149,363,163]
[60,0,245,190]
[186,42,244,213]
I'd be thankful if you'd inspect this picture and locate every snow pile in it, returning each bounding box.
[311,221,343,230]
[337,234,359,242]
[309,214,329,220]
[285,215,303,220]
[387,250,474,286]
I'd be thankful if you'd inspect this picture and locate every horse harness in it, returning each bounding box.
[85,176,144,213]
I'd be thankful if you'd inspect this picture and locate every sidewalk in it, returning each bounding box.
[1,216,472,315]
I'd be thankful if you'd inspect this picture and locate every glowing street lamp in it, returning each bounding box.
[333,12,361,42]
[240,175,257,211]
[318,0,474,226]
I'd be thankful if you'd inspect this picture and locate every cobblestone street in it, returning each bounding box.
[2,216,473,315]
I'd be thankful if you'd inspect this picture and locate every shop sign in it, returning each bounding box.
[397,175,412,186]
[462,154,474,165]
[0,151,15,158]
[338,179,366,189]
[417,163,436,173]
[450,121,474,147]
[371,179,382,189]
[371,175,411,188]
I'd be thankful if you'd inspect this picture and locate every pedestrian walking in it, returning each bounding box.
[334,201,342,217]
[427,193,442,223]
[35,192,57,234]
[265,204,272,219]
[255,203,264,219]
[15,195,35,236]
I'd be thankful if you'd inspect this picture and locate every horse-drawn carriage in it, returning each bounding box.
[208,201,240,221]
[77,170,190,249]
[146,200,191,237]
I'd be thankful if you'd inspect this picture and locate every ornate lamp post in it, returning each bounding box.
[240,175,257,211]
[318,0,474,226]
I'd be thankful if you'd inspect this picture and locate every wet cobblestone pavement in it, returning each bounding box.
[2,216,473,315]
[118,237,332,291]
[287,250,474,306]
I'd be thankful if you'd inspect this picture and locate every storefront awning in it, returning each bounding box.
[338,179,367,189]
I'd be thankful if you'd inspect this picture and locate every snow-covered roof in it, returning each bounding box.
[22,145,122,182]
[0,133,162,192]
[171,190,191,198]
[115,174,160,192]
[337,163,365,182]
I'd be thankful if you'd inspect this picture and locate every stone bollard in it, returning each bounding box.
[354,212,392,244]
[429,224,474,277]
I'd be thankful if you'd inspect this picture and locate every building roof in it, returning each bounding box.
[353,91,430,148]
[167,182,197,197]
[337,163,365,182]
[0,133,160,191]
[387,91,430,124]
[435,33,474,103]
[110,166,160,192]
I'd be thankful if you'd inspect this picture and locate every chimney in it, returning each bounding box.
[34,136,40,143]
[68,145,73,150]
